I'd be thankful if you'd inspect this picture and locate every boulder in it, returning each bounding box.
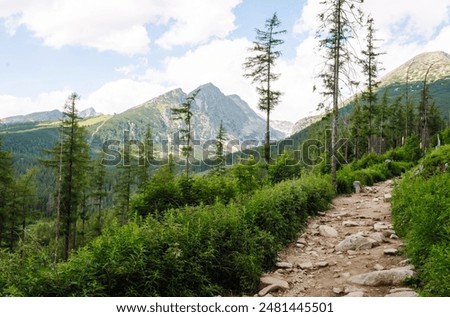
[335,233,379,251]
[319,225,338,238]
[349,268,414,286]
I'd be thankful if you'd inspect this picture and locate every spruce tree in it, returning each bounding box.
[213,121,227,174]
[316,0,364,188]
[171,90,199,176]
[0,136,14,249]
[359,16,384,153]
[243,12,286,163]
[43,93,90,260]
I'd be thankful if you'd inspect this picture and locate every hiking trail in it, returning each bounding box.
[256,179,418,297]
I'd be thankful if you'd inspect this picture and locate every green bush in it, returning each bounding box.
[336,154,412,194]
[1,174,334,297]
[392,155,450,296]
[421,144,450,178]
[385,136,422,163]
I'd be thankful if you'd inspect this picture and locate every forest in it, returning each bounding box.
[0,0,449,297]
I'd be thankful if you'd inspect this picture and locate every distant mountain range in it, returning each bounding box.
[0,84,290,169]
[290,51,450,139]
[0,107,101,124]
[2,51,450,167]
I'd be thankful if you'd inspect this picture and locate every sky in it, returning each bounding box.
[0,0,449,123]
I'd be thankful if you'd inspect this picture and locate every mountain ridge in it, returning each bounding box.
[290,51,450,136]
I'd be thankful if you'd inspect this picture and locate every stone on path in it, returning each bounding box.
[258,284,286,296]
[382,229,396,237]
[369,232,387,243]
[335,233,379,252]
[342,220,359,227]
[333,287,343,295]
[299,262,314,270]
[316,261,329,268]
[259,276,289,296]
[385,291,419,297]
[373,264,385,271]
[374,222,390,231]
[345,291,365,297]
[353,181,361,193]
[349,268,414,286]
[384,248,398,255]
[384,194,392,202]
[319,225,338,237]
[389,287,416,294]
[276,262,293,269]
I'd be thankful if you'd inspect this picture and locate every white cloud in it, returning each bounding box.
[288,0,450,122]
[141,38,258,107]
[363,0,450,43]
[0,0,242,54]
[155,0,241,49]
[0,80,170,119]
[80,79,170,114]
[0,89,73,118]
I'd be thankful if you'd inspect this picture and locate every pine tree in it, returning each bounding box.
[115,143,135,225]
[89,155,108,232]
[419,63,435,150]
[171,90,200,176]
[316,0,364,188]
[0,136,14,249]
[359,16,384,152]
[138,126,154,185]
[243,12,286,163]
[43,93,90,260]
[11,168,38,248]
[213,121,227,174]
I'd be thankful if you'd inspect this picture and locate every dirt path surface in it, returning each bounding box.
[256,180,418,297]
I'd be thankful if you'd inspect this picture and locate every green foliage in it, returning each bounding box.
[385,135,422,163]
[268,152,302,184]
[392,146,450,296]
[420,144,450,178]
[442,127,450,144]
[245,174,334,245]
[171,90,199,176]
[243,12,286,162]
[0,173,334,296]
[335,151,413,194]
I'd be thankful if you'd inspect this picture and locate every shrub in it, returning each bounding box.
[421,144,450,178]
[3,174,334,297]
[392,151,450,296]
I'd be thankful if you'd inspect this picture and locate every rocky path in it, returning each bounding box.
[256,180,418,297]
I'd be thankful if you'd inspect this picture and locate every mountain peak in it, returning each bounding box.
[382,51,450,85]
[79,107,101,118]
